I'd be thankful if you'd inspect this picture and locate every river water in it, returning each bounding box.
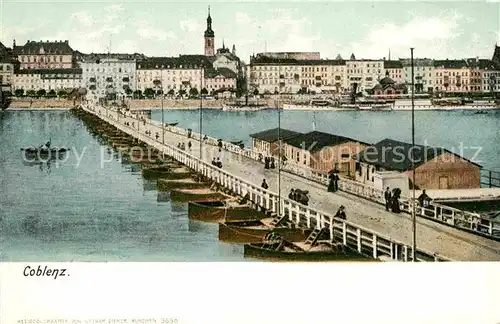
[1,109,499,261]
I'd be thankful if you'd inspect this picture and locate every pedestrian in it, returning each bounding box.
[333,172,339,192]
[270,157,275,169]
[384,187,392,211]
[264,157,270,169]
[391,188,401,213]
[261,179,269,190]
[211,157,216,166]
[288,189,295,200]
[418,189,431,208]
[327,178,335,192]
[335,205,346,220]
[188,141,192,151]
[216,158,222,168]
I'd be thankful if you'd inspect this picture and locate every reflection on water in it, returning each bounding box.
[143,179,157,191]
[0,110,247,262]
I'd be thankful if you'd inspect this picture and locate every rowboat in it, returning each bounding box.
[244,239,370,261]
[21,147,70,160]
[188,199,268,223]
[218,219,312,243]
[170,188,227,202]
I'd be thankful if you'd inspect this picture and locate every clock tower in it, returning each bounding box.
[204,6,215,56]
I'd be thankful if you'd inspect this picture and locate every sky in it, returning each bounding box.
[0,0,499,63]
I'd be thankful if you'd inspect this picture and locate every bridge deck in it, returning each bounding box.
[96,107,500,261]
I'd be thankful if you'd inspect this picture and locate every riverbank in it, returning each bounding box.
[8,98,230,110]
[9,98,75,109]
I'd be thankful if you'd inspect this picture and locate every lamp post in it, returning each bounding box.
[161,67,165,145]
[410,47,416,261]
[277,63,282,218]
[199,65,204,159]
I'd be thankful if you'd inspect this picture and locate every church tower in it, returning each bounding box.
[204,6,215,56]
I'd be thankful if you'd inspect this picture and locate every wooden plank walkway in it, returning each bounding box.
[86,105,500,261]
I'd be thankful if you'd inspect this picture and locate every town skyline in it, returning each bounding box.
[1,1,499,62]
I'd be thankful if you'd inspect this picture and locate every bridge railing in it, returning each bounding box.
[81,104,452,262]
[481,169,500,188]
[113,105,500,240]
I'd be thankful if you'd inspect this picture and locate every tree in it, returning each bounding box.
[189,88,199,98]
[47,90,57,98]
[201,88,208,96]
[167,89,175,96]
[26,90,36,97]
[14,89,24,97]
[144,88,155,99]
[178,89,187,97]
[133,90,142,99]
[36,89,46,98]
[57,90,67,98]
[125,88,133,96]
[253,88,259,96]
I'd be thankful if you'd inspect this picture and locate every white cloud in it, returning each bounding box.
[234,12,252,25]
[71,11,93,27]
[179,19,204,33]
[133,20,176,41]
[344,13,463,59]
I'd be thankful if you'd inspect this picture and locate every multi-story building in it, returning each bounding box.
[299,60,346,93]
[0,41,15,85]
[465,58,497,93]
[383,60,404,84]
[81,58,136,99]
[345,59,384,93]
[204,67,237,95]
[254,52,321,60]
[136,56,211,94]
[400,58,435,94]
[481,67,500,94]
[13,68,82,91]
[433,59,469,93]
[248,56,302,94]
[13,40,74,70]
[248,55,346,94]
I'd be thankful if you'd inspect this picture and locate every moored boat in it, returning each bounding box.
[170,188,227,202]
[188,199,269,223]
[157,178,209,191]
[21,147,70,160]
[218,219,312,243]
[142,165,192,180]
[244,239,371,261]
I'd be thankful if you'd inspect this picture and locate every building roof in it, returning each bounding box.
[433,59,468,69]
[80,53,146,62]
[399,58,434,67]
[17,40,73,55]
[250,55,346,66]
[466,58,500,70]
[379,76,396,85]
[493,45,500,63]
[0,41,8,56]
[284,131,369,152]
[15,68,82,75]
[384,60,403,69]
[249,127,302,142]
[356,138,481,171]
[137,55,213,70]
[205,67,237,78]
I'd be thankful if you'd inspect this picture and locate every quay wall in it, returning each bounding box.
[79,103,452,262]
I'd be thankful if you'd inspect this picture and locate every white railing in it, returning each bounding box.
[78,104,451,262]
[104,105,500,240]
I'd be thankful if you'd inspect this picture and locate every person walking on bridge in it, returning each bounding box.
[384,187,392,211]
[261,179,269,190]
